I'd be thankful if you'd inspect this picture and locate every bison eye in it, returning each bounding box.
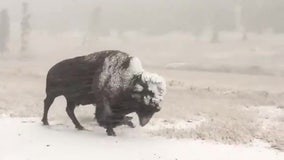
[143,95,151,105]
[147,91,155,97]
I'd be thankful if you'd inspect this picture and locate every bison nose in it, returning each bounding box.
[150,102,160,112]
[155,106,161,112]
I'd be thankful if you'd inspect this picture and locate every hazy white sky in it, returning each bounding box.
[0,0,283,34]
[0,0,227,33]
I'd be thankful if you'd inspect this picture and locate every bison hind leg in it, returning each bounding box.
[65,99,84,130]
[42,95,56,125]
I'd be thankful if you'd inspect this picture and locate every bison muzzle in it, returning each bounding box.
[41,50,166,136]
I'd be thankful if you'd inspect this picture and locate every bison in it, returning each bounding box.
[41,50,166,136]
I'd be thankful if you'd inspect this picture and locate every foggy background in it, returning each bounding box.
[0,0,283,74]
[1,0,284,152]
[2,0,284,34]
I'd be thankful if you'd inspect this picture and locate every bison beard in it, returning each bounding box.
[41,50,166,136]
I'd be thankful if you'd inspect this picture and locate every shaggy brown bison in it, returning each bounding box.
[41,50,166,136]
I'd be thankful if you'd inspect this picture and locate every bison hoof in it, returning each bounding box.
[76,125,85,130]
[123,116,135,128]
[106,128,116,136]
[42,119,49,125]
[126,121,135,128]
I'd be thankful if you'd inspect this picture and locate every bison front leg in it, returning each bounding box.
[104,116,134,136]
[105,115,135,136]
[95,103,117,136]
[106,125,116,136]
[94,108,135,128]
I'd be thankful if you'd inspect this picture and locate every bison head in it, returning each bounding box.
[131,72,166,126]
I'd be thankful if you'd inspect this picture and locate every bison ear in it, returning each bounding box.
[126,57,144,75]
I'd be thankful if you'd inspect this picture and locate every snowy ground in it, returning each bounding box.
[0,117,283,160]
[1,32,284,159]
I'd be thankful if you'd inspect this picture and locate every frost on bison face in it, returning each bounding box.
[41,50,166,136]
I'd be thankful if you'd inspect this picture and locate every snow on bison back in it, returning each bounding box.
[41,50,166,136]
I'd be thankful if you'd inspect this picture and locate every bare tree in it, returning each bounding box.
[235,2,247,41]
[21,2,31,55]
[82,7,101,46]
[208,3,222,43]
[0,9,10,55]
[211,29,220,43]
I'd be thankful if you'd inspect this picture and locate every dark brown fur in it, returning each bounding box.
[42,50,161,136]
